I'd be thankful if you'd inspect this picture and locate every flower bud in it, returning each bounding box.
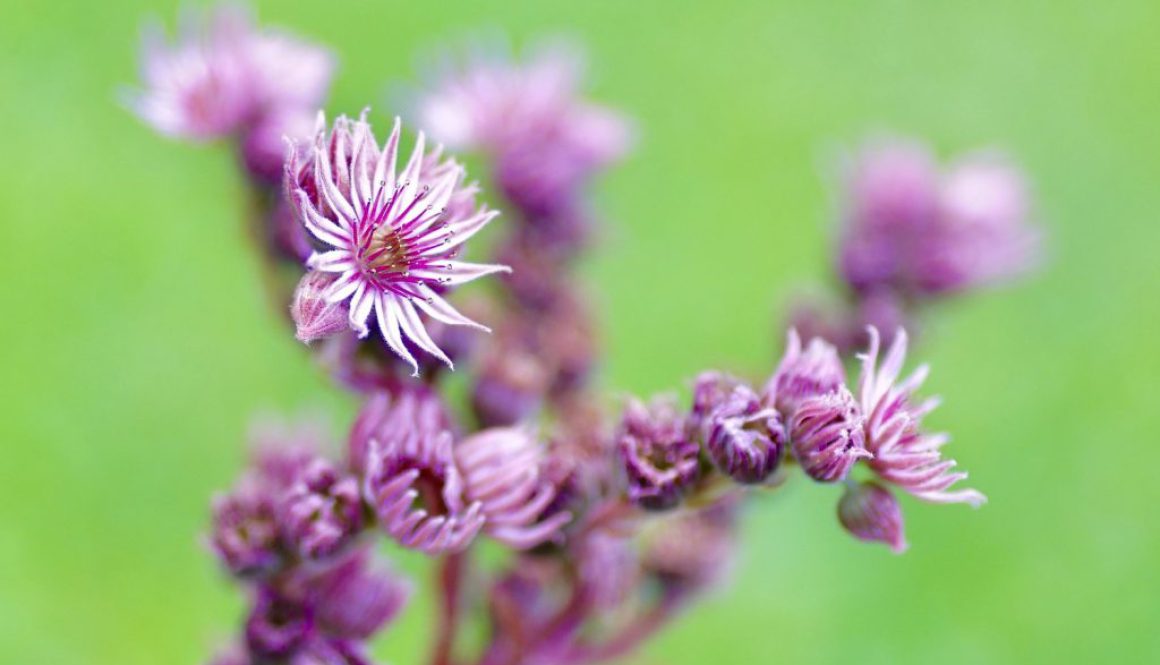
[210,487,282,577]
[245,587,314,659]
[704,385,786,484]
[470,346,549,428]
[291,272,350,344]
[767,330,846,416]
[617,398,700,511]
[314,550,411,640]
[280,458,364,561]
[838,481,908,553]
[789,388,870,482]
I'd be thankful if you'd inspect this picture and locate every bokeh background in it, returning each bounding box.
[2,1,1158,663]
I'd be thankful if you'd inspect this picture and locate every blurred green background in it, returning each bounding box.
[2,0,1158,663]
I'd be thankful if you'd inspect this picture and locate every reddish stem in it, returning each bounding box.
[431,550,468,665]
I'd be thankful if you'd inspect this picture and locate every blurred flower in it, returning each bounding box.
[355,392,484,553]
[788,387,870,482]
[838,481,907,553]
[280,457,364,561]
[617,398,700,511]
[210,484,282,577]
[470,341,549,428]
[246,586,315,659]
[857,327,986,505]
[313,548,411,640]
[701,382,786,485]
[292,271,351,344]
[456,427,573,549]
[838,138,1040,298]
[417,42,631,218]
[765,329,846,416]
[286,113,506,374]
[129,5,332,152]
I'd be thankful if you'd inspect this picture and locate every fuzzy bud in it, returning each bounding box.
[767,330,846,416]
[704,385,786,484]
[838,481,908,553]
[789,388,870,482]
[291,272,350,344]
[617,398,700,511]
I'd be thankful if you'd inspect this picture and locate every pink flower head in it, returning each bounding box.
[279,457,363,561]
[766,329,847,416]
[857,327,986,506]
[418,43,631,214]
[693,375,786,485]
[456,427,573,549]
[287,112,507,375]
[788,387,871,483]
[355,392,484,554]
[129,5,333,148]
[838,138,1041,298]
[838,480,908,553]
[313,548,411,641]
[617,397,701,511]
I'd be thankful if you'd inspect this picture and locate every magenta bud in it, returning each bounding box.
[704,385,786,484]
[789,388,870,482]
[617,398,701,511]
[210,487,282,577]
[767,330,846,416]
[245,588,314,659]
[292,271,351,344]
[838,481,908,553]
[280,458,364,561]
[314,550,412,640]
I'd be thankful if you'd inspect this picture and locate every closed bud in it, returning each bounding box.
[617,398,700,511]
[704,385,786,484]
[838,481,908,553]
[280,458,364,561]
[789,388,870,482]
[767,330,846,416]
[291,272,350,344]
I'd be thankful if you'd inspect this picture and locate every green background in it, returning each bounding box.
[2,1,1157,663]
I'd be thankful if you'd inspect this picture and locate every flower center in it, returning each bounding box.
[362,227,412,279]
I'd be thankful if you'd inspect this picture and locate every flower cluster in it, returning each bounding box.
[791,137,1042,353]
[127,6,1033,665]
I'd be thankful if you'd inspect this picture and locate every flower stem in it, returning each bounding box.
[431,550,468,665]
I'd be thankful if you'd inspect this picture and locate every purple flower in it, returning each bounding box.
[837,138,1040,298]
[470,339,549,428]
[766,329,846,416]
[355,393,484,553]
[417,43,630,216]
[313,549,411,640]
[456,428,573,549]
[280,458,364,561]
[286,113,507,374]
[838,481,908,553]
[701,382,786,485]
[788,387,871,482]
[292,271,351,344]
[916,152,1041,294]
[210,484,282,577]
[245,587,315,659]
[857,327,986,506]
[617,398,701,511]
[129,6,333,148]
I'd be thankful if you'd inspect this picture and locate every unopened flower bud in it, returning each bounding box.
[281,458,363,561]
[767,330,846,416]
[789,388,870,482]
[838,481,907,553]
[210,487,282,577]
[314,550,411,640]
[291,272,350,344]
[704,385,786,484]
[245,588,313,659]
[617,398,700,511]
